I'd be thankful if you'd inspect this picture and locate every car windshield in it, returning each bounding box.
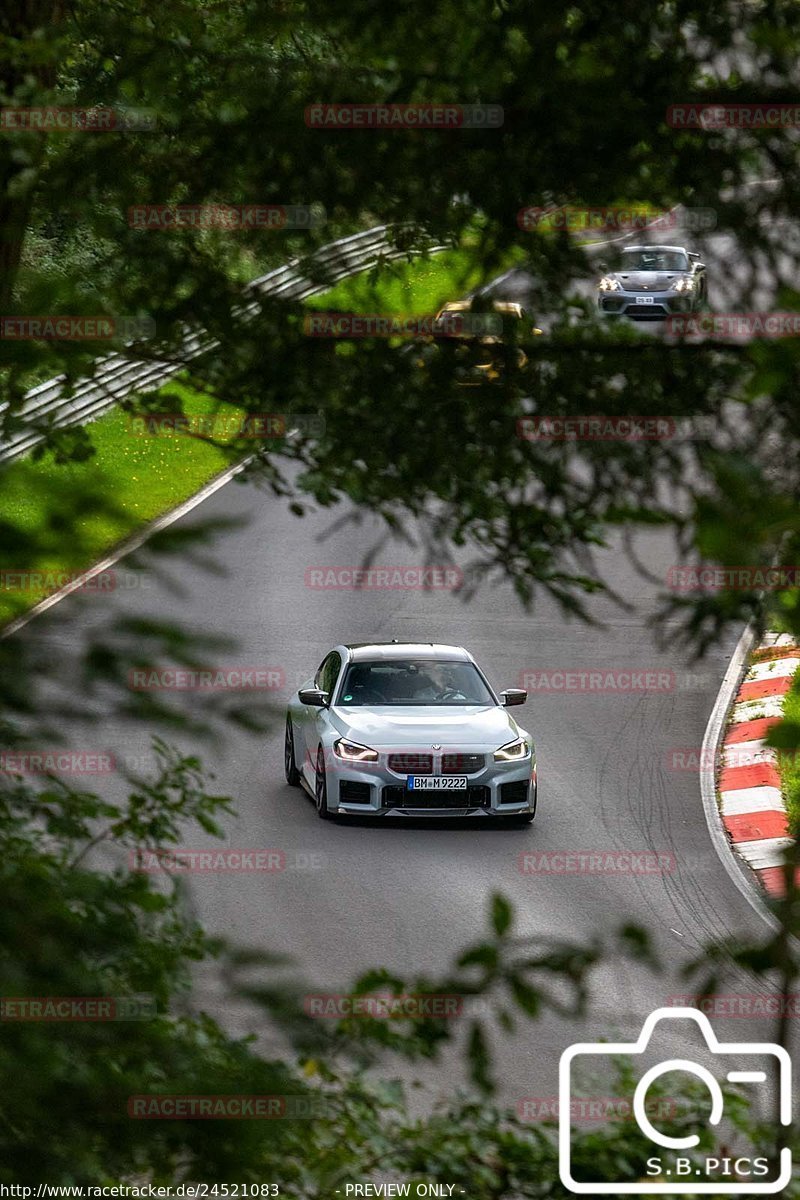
[337,660,495,706]
[618,249,689,272]
[434,306,508,339]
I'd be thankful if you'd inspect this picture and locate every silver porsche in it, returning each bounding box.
[284,641,537,822]
[596,244,707,319]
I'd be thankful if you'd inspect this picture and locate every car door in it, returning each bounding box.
[294,652,328,773]
[299,651,341,784]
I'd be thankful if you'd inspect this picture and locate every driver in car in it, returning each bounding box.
[400,664,438,702]
[405,664,467,702]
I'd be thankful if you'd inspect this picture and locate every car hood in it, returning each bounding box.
[331,704,526,748]
[610,270,686,291]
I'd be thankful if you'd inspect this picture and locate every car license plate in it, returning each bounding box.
[407,776,468,791]
[638,296,655,304]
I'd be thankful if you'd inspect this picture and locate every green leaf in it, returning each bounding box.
[467,1021,494,1095]
[490,892,513,937]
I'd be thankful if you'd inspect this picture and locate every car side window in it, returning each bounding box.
[316,652,341,696]
[323,652,342,696]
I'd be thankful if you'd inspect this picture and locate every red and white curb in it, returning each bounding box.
[719,632,799,898]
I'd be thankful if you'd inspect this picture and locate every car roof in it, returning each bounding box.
[438,300,524,316]
[621,244,689,254]
[343,642,472,662]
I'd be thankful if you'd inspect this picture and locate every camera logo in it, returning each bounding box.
[559,1007,792,1194]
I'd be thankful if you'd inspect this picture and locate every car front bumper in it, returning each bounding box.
[597,291,698,319]
[320,754,536,818]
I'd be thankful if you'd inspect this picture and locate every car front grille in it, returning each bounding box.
[388,753,432,774]
[499,780,530,806]
[339,780,372,804]
[442,753,484,774]
[382,785,490,810]
[625,304,668,318]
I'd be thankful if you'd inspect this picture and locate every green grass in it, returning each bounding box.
[303,244,525,315]
[0,382,247,625]
[766,597,800,637]
[778,665,800,837]
[0,241,526,627]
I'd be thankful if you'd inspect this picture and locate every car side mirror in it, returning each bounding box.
[500,688,527,706]
[299,688,329,707]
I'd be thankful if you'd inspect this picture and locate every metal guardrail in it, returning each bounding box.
[0,225,446,463]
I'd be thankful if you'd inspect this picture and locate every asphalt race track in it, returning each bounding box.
[12,465,781,1107]
[9,210,796,1109]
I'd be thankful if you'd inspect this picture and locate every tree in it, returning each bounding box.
[4,746,795,1189]
[3,0,800,1188]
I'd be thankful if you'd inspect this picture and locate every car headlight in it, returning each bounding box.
[493,737,530,762]
[598,276,621,292]
[673,277,694,293]
[334,738,379,763]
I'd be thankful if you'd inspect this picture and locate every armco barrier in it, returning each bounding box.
[0,225,447,463]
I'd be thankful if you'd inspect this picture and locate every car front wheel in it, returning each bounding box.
[315,746,334,820]
[284,716,301,786]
